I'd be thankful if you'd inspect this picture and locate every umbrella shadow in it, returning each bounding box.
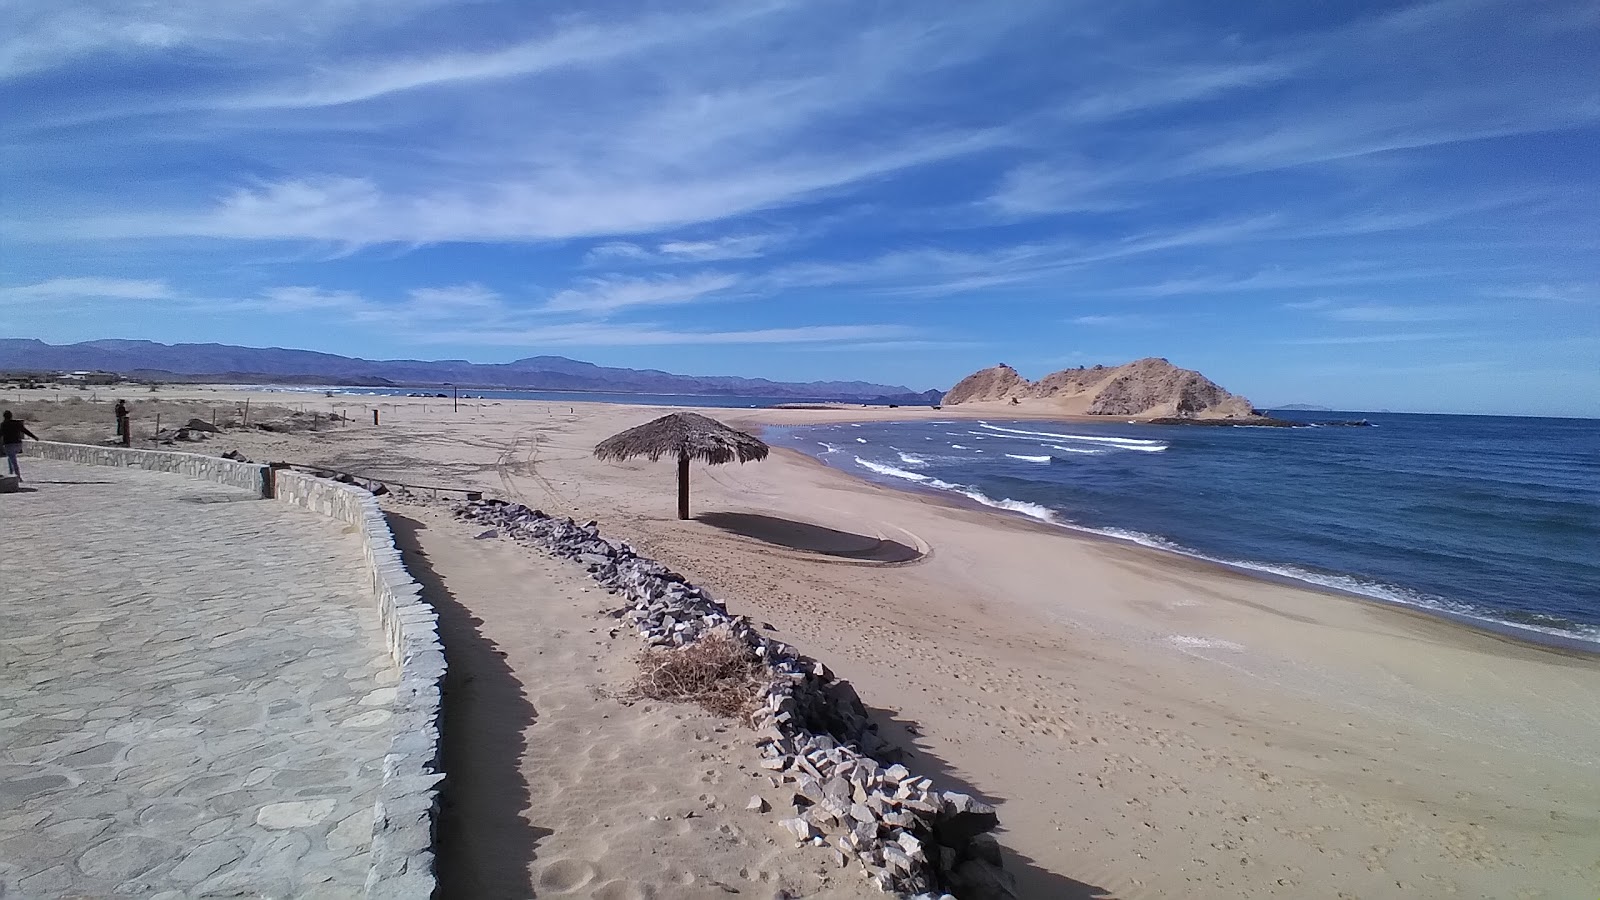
[696,511,925,564]
[861,702,1114,900]
[386,513,546,897]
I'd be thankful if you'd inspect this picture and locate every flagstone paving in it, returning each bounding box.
[0,460,395,899]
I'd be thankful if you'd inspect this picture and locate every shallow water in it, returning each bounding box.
[769,412,1600,649]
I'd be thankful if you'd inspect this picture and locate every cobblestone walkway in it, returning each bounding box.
[0,461,395,899]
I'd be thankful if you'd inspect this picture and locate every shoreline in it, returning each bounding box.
[13,386,1600,896]
[746,416,1600,658]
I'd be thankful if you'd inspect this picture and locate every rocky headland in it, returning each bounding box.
[942,358,1255,419]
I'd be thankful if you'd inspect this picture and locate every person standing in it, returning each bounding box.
[114,399,130,446]
[2,410,39,482]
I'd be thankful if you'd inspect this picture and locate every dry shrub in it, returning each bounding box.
[630,630,768,719]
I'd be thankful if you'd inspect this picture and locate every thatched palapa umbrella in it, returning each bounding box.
[594,412,769,520]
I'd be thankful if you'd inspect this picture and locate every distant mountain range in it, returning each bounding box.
[1273,403,1334,411]
[0,339,942,404]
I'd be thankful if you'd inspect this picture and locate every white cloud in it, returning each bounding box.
[88,127,1002,244]
[584,233,782,266]
[543,273,740,315]
[0,277,175,303]
[224,3,782,110]
[0,0,451,79]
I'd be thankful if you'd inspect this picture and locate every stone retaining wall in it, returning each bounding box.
[20,440,270,496]
[19,444,443,899]
[268,471,445,900]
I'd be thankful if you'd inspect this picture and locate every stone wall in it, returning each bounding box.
[20,440,270,496]
[20,444,444,900]
[272,471,445,900]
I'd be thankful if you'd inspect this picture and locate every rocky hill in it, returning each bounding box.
[944,358,1255,418]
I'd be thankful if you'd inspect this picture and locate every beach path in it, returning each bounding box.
[0,460,394,898]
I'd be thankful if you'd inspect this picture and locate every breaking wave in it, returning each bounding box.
[853,457,930,482]
[976,422,1167,451]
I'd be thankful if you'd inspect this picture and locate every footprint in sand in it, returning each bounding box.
[535,858,600,893]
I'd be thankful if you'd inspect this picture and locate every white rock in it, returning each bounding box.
[778,817,815,841]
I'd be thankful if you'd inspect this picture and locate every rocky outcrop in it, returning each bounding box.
[941,364,1030,405]
[944,358,1253,419]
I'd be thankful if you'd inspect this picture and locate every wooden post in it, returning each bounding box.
[373,408,379,425]
[677,453,690,520]
[154,413,160,437]
[243,399,251,427]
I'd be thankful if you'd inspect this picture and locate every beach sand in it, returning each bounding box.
[10,385,1599,898]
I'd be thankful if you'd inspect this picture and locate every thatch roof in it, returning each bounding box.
[593,412,769,465]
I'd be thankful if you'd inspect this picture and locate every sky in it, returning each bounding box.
[2,0,1597,416]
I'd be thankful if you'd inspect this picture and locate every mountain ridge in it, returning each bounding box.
[0,339,940,403]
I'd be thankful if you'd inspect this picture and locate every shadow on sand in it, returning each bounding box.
[696,511,924,564]
[387,513,546,898]
[863,703,1113,900]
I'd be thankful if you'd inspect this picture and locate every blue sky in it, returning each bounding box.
[2,0,1597,415]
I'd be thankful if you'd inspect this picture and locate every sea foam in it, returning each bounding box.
[976,422,1167,451]
[854,457,930,482]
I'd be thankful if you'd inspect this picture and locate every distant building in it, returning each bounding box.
[55,371,122,385]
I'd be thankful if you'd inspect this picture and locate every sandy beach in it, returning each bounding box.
[8,386,1599,898]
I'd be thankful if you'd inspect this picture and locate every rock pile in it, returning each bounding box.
[454,498,1017,899]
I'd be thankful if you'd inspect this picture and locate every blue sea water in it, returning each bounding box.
[766,412,1600,649]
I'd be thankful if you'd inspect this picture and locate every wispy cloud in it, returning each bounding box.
[82,127,1004,244]
[8,274,911,348]
[223,3,783,111]
[1316,304,1473,323]
[585,233,782,266]
[0,277,175,303]
[1485,283,1597,304]
[543,273,740,315]
[1069,314,1156,327]
[0,0,451,79]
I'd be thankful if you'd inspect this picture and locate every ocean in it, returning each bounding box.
[766,412,1600,650]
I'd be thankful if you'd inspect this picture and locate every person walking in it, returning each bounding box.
[2,410,39,482]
